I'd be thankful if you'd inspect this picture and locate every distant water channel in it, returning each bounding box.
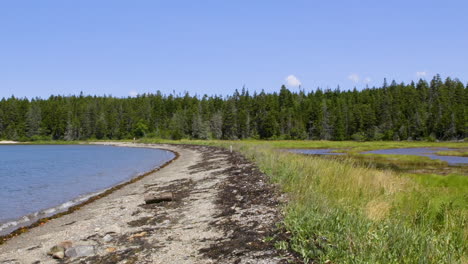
[290,147,468,165]
[289,149,344,155]
[0,145,175,235]
[362,148,468,165]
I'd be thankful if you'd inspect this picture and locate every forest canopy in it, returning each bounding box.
[0,75,466,141]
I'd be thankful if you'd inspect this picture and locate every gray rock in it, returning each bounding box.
[1,260,20,264]
[102,234,113,243]
[65,245,96,258]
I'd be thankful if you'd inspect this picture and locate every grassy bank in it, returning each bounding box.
[267,140,468,171]
[262,140,468,151]
[236,144,466,263]
[18,139,465,262]
[436,150,468,157]
[140,139,467,263]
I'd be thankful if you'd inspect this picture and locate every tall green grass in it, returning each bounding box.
[136,138,468,262]
[263,140,468,152]
[235,143,467,263]
[436,150,468,157]
[347,153,449,168]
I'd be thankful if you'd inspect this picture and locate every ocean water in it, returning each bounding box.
[0,145,175,235]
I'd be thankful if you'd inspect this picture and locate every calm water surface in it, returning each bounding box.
[362,148,468,165]
[289,149,345,155]
[289,147,468,165]
[0,145,175,235]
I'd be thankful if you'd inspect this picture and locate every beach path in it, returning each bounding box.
[0,143,287,264]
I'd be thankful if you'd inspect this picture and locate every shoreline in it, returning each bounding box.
[0,143,289,263]
[0,141,20,144]
[0,143,179,245]
[0,189,105,236]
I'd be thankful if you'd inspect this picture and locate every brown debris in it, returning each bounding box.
[0,143,297,263]
[144,192,174,204]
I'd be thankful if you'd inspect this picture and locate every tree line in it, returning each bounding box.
[0,75,466,141]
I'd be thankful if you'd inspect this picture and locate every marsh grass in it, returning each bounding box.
[272,140,467,170]
[436,150,468,157]
[237,144,467,263]
[139,139,468,262]
[264,140,468,151]
[348,153,448,167]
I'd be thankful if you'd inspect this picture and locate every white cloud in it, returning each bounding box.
[285,75,302,87]
[129,90,138,97]
[416,71,427,78]
[348,73,360,83]
[363,77,372,84]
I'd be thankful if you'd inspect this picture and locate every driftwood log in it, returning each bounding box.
[144,192,174,204]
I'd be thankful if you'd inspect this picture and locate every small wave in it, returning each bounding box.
[0,221,18,231]
[0,149,176,237]
[0,189,105,236]
[59,201,75,209]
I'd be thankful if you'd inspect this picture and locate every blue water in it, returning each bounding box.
[0,145,175,235]
[362,148,468,165]
[289,147,468,165]
[289,148,345,155]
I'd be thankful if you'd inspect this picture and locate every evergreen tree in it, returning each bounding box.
[25,102,42,139]
[222,100,237,139]
[0,75,465,141]
[210,111,223,139]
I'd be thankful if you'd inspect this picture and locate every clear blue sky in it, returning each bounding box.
[1,0,467,98]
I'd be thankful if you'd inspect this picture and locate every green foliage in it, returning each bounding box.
[133,120,149,138]
[435,149,468,157]
[138,138,468,262]
[351,132,366,141]
[233,143,467,263]
[0,75,466,141]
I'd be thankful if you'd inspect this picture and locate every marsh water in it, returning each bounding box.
[362,148,467,165]
[0,145,175,235]
[290,147,468,165]
[289,149,345,155]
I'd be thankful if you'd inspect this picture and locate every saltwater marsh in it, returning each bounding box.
[140,139,467,263]
[3,139,466,263]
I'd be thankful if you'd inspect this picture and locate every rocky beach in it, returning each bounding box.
[0,143,290,264]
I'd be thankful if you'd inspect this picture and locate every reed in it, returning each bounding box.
[139,138,467,263]
[235,143,467,263]
[436,150,468,157]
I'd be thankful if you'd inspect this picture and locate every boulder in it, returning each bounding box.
[65,245,96,258]
[102,234,113,242]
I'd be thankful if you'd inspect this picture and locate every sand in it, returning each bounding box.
[0,141,20,144]
[0,143,289,264]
